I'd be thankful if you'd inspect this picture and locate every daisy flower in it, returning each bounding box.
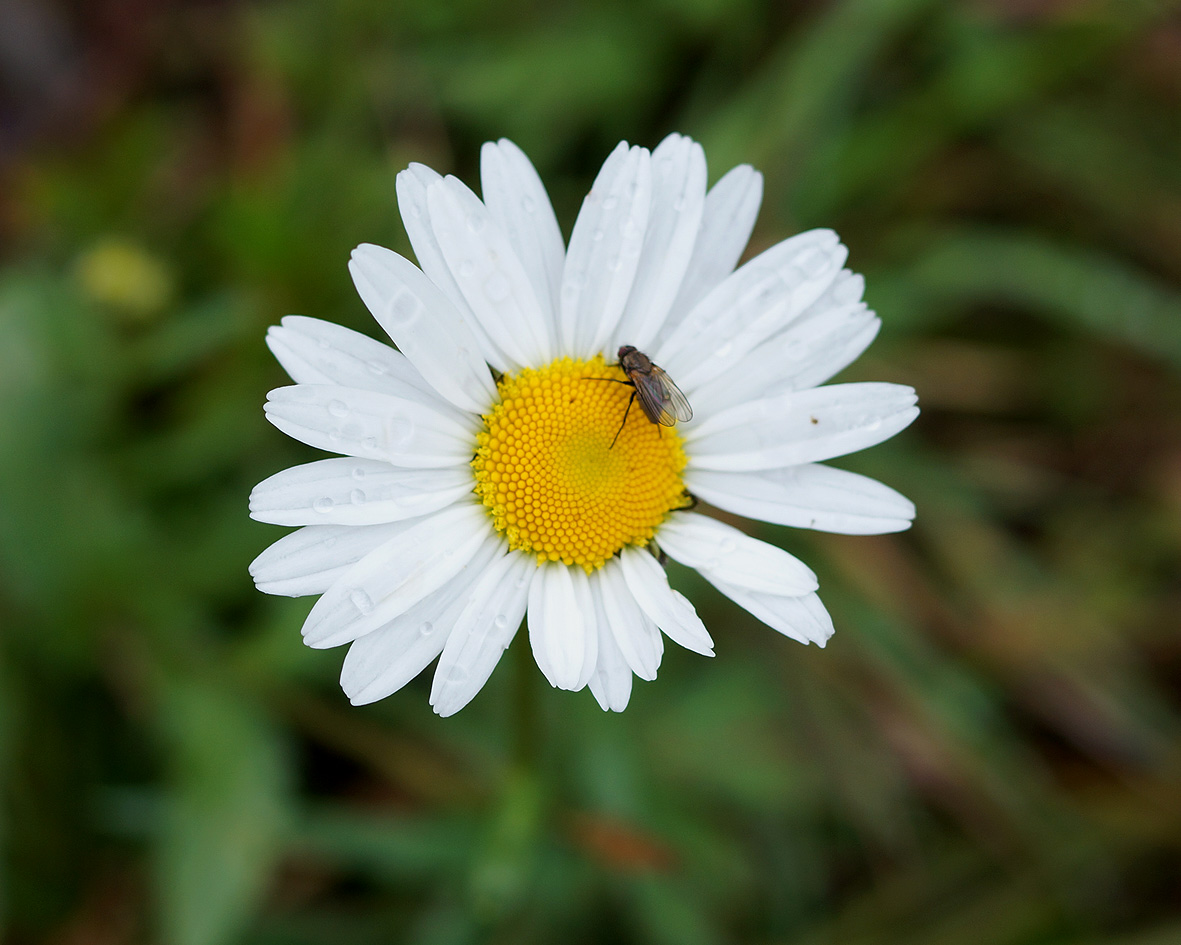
[249,134,918,716]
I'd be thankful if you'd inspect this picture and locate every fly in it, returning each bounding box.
[609,345,693,448]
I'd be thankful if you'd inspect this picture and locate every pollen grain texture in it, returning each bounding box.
[472,355,689,571]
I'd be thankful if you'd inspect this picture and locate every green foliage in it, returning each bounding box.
[1,0,1180,942]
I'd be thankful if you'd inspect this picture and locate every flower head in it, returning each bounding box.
[249,134,918,715]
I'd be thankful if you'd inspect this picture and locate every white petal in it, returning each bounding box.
[249,458,472,527]
[426,175,552,367]
[341,534,503,705]
[617,547,714,657]
[686,382,919,472]
[526,563,596,691]
[594,562,662,681]
[710,582,834,646]
[348,244,497,414]
[480,139,565,325]
[429,550,535,717]
[609,134,706,351]
[264,384,474,468]
[266,316,442,403]
[249,522,409,597]
[685,464,916,535]
[397,163,509,372]
[587,580,633,712]
[300,503,489,649]
[658,512,817,595]
[655,229,847,392]
[559,143,653,356]
[659,164,764,341]
[688,271,877,414]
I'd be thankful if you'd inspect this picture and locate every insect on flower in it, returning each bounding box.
[609,345,693,448]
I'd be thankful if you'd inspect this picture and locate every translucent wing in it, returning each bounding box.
[634,365,693,426]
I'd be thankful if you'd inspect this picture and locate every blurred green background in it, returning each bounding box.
[3,0,1181,942]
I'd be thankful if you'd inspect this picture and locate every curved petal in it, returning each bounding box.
[617,547,714,656]
[430,550,535,716]
[559,143,653,356]
[685,382,919,472]
[249,458,473,527]
[526,562,597,690]
[687,271,877,415]
[658,512,817,595]
[587,579,633,712]
[300,503,489,649]
[348,244,497,414]
[397,162,509,372]
[266,316,444,405]
[685,464,916,535]
[655,229,847,392]
[609,134,706,351]
[659,163,764,343]
[594,562,662,681]
[426,175,553,366]
[249,521,410,597]
[480,138,565,326]
[341,534,503,705]
[710,582,834,646]
[264,384,474,468]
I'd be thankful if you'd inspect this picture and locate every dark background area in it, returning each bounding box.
[1,0,1180,942]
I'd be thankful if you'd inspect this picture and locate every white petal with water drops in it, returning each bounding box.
[249,521,411,598]
[618,547,714,657]
[527,563,597,691]
[709,582,834,646]
[658,512,817,596]
[264,384,474,468]
[609,133,706,351]
[426,175,552,368]
[685,382,919,472]
[300,503,489,649]
[594,563,662,681]
[348,244,496,414]
[341,535,504,705]
[685,464,915,535]
[430,550,535,717]
[480,138,566,322]
[559,143,653,356]
[249,458,473,527]
[660,163,764,340]
[587,579,633,712]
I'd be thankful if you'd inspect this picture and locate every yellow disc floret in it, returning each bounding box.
[472,355,690,571]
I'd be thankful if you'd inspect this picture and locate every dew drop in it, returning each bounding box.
[521,196,536,213]
[447,665,470,684]
[313,496,334,513]
[493,614,509,630]
[351,466,366,480]
[349,589,374,614]
[602,196,618,211]
[387,417,414,445]
[366,359,388,375]
[466,213,485,234]
[608,254,621,272]
[350,489,365,505]
[419,621,435,637]
[484,272,511,302]
[328,429,343,443]
[390,290,419,323]
[361,435,378,451]
[327,399,349,418]
[459,259,476,278]
[592,228,604,242]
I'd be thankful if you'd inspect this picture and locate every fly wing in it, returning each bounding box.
[635,366,693,426]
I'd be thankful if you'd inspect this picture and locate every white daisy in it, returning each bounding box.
[249,134,918,716]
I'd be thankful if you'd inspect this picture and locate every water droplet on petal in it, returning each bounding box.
[313,497,334,513]
[466,213,485,233]
[350,489,365,505]
[493,614,509,630]
[459,259,476,278]
[484,272,511,302]
[390,290,420,324]
[419,621,435,637]
[367,359,388,375]
[521,196,536,213]
[350,589,374,614]
[592,228,604,242]
[602,196,618,211]
[361,435,378,451]
[447,665,470,684]
[328,429,343,443]
[327,399,349,418]
[351,466,366,480]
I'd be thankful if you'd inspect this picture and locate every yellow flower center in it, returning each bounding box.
[472,355,690,572]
